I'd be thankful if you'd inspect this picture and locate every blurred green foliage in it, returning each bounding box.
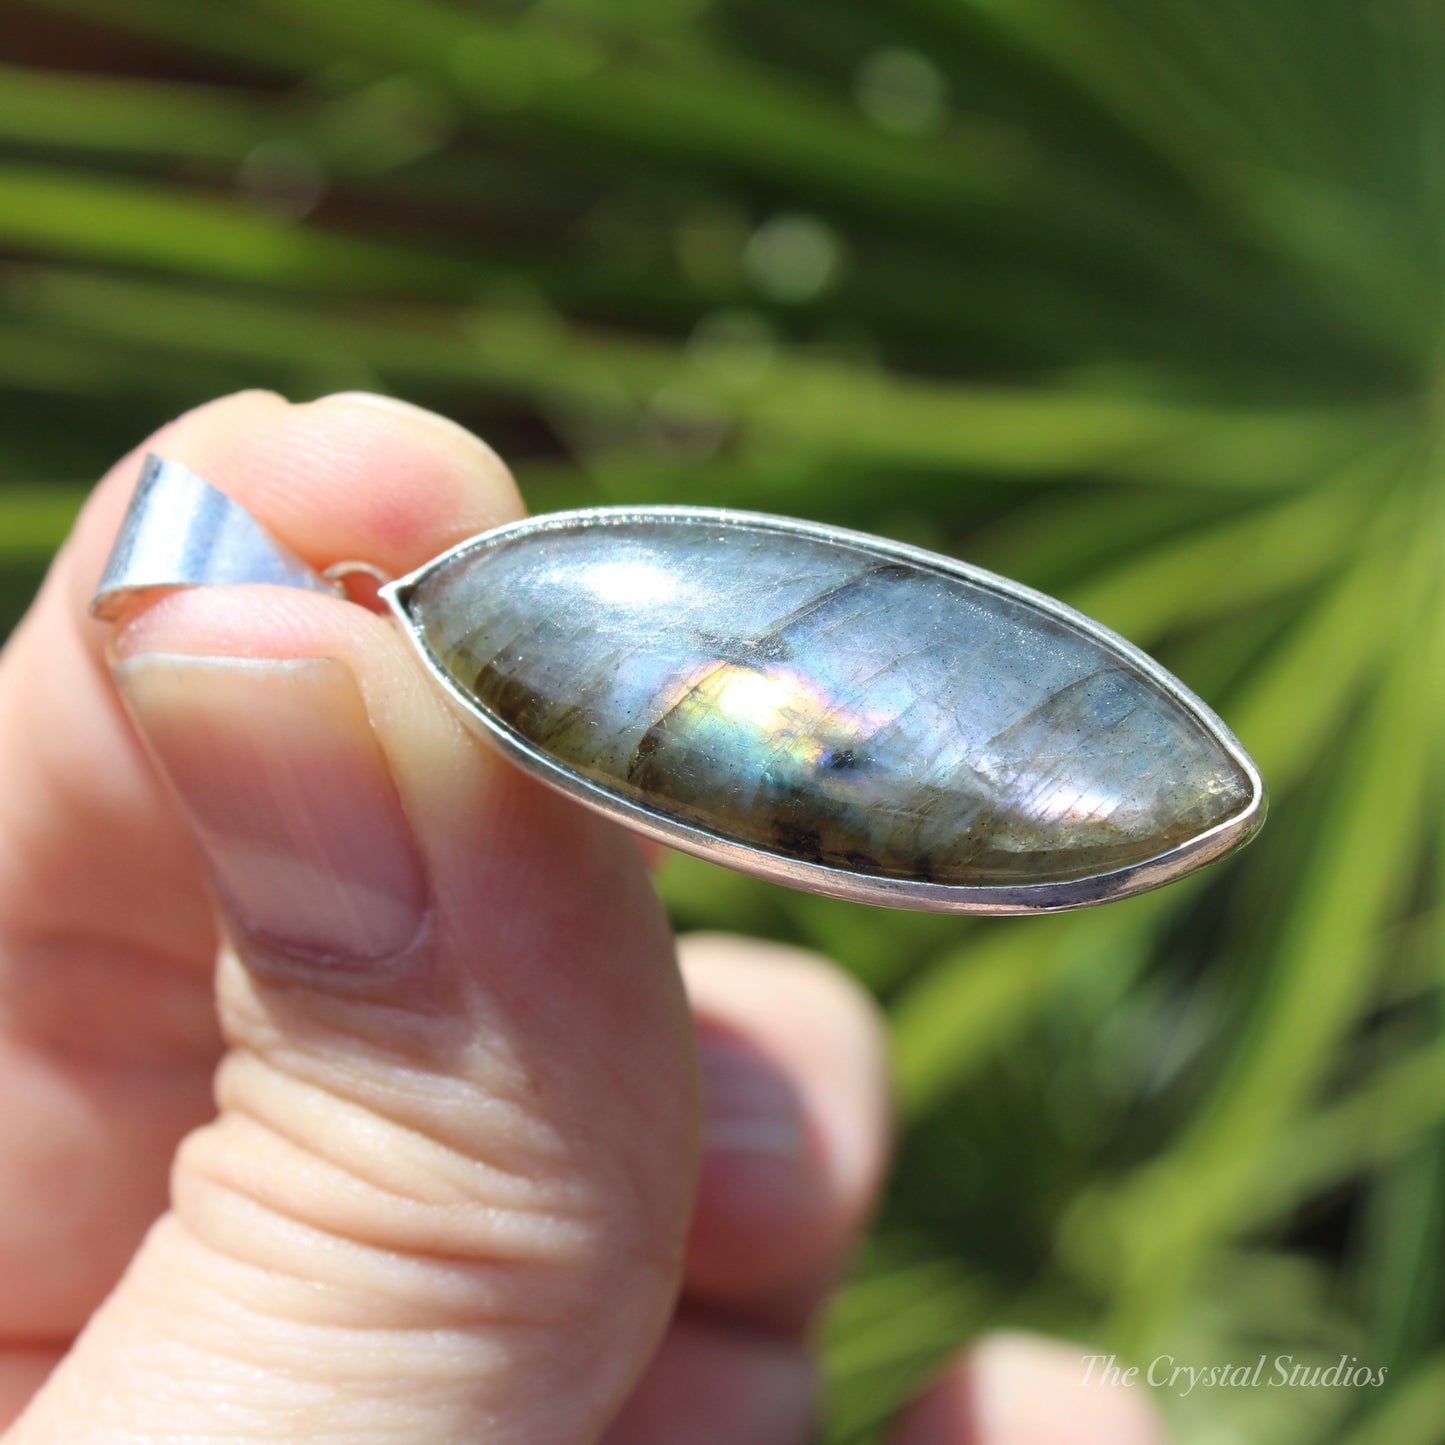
[1,2,1441,1441]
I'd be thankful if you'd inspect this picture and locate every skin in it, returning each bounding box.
[0,392,1168,1444]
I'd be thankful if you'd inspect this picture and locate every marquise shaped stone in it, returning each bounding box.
[392,511,1262,908]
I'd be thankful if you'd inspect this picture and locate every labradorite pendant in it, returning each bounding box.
[381,508,1265,913]
[93,460,1264,914]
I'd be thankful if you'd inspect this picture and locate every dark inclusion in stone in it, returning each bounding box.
[406,518,1253,886]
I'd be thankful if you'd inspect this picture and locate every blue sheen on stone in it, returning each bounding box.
[406,517,1251,885]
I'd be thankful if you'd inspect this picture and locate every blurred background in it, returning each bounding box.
[1,2,1441,1441]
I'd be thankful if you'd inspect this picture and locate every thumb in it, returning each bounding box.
[9,452,698,1441]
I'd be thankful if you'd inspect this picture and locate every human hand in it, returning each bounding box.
[0,392,1166,1444]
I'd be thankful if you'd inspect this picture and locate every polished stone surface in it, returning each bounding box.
[407,517,1251,885]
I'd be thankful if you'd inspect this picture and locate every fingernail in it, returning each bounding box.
[698,1032,806,1159]
[316,392,504,466]
[114,653,428,967]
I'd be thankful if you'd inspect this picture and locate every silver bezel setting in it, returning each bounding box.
[381,506,1267,915]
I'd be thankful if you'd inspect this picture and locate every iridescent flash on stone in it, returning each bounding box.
[383,509,1265,913]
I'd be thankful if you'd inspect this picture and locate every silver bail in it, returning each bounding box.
[90,455,343,621]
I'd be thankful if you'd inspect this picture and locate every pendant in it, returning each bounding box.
[95,456,1266,914]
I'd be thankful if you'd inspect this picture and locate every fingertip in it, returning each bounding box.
[679,933,892,1320]
[294,391,525,554]
[314,391,511,474]
[686,933,892,1213]
[73,390,525,624]
[891,1334,1170,1445]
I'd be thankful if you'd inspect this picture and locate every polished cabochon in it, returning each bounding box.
[382,508,1265,913]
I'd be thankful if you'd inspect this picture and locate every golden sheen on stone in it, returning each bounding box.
[388,509,1263,913]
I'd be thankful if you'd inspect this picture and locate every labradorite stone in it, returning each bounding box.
[407,518,1250,885]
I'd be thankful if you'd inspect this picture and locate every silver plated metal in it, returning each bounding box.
[91,454,342,621]
[381,507,1266,915]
